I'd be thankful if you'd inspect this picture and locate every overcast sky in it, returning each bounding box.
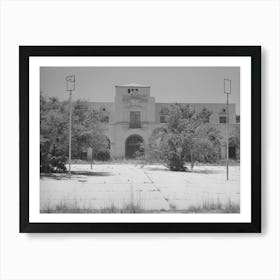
[40,67,240,113]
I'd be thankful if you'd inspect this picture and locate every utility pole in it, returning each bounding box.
[224,78,231,181]
[66,75,75,178]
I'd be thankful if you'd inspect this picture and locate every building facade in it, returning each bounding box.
[90,84,240,159]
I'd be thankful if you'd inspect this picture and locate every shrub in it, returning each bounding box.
[40,140,67,173]
[146,104,222,170]
[95,151,110,161]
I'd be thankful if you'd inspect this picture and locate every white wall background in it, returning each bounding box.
[0,0,279,279]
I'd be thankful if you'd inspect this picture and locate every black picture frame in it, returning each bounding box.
[20,46,261,233]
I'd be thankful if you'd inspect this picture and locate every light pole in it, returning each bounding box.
[66,75,75,178]
[224,78,231,180]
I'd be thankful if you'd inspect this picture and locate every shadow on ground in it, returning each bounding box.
[145,166,222,174]
[40,171,112,180]
[189,169,223,174]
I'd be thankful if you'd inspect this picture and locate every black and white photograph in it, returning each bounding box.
[19,46,261,232]
[40,66,241,214]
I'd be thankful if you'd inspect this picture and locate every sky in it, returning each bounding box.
[40,66,240,113]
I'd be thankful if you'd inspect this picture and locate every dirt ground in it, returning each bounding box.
[40,163,240,213]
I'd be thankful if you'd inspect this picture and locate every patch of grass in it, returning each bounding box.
[41,198,239,214]
[222,199,240,213]
[121,203,144,213]
[41,201,147,214]
[186,198,239,213]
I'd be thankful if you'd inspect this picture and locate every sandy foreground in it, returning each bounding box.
[40,163,240,213]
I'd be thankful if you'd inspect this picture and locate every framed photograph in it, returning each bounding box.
[20,46,261,233]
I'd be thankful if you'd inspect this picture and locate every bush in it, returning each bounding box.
[192,138,221,163]
[159,133,187,171]
[40,94,110,164]
[146,104,221,171]
[95,151,110,161]
[40,140,67,173]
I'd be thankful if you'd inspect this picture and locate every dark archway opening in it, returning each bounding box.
[229,146,236,160]
[125,135,144,158]
[228,136,240,160]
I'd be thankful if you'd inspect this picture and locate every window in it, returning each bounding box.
[219,116,227,124]
[160,115,168,123]
[99,108,109,123]
[236,115,240,123]
[129,111,141,128]
[159,107,170,123]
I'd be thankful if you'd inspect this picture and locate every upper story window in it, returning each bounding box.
[129,111,141,128]
[219,116,227,124]
[160,115,168,123]
[159,107,170,123]
[99,108,109,123]
[128,88,139,94]
[236,115,240,123]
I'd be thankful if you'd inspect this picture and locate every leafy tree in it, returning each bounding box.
[146,104,222,171]
[40,95,68,152]
[71,100,109,158]
[190,127,222,166]
[40,94,109,172]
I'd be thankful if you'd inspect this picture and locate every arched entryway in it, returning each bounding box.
[125,135,144,158]
[229,136,240,160]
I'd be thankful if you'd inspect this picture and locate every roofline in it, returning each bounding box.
[155,102,237,105]
[89,101,237,106]
[115,85,151,88]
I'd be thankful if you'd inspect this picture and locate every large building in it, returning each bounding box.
[90,84,240,159]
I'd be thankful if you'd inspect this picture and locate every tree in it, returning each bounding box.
[146,104,221,171]
[71,100,109,158]
[190,127,222,167]
[40,95,69,172]
[40,94,109,172]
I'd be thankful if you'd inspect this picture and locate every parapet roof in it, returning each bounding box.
[115,83,150,88]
